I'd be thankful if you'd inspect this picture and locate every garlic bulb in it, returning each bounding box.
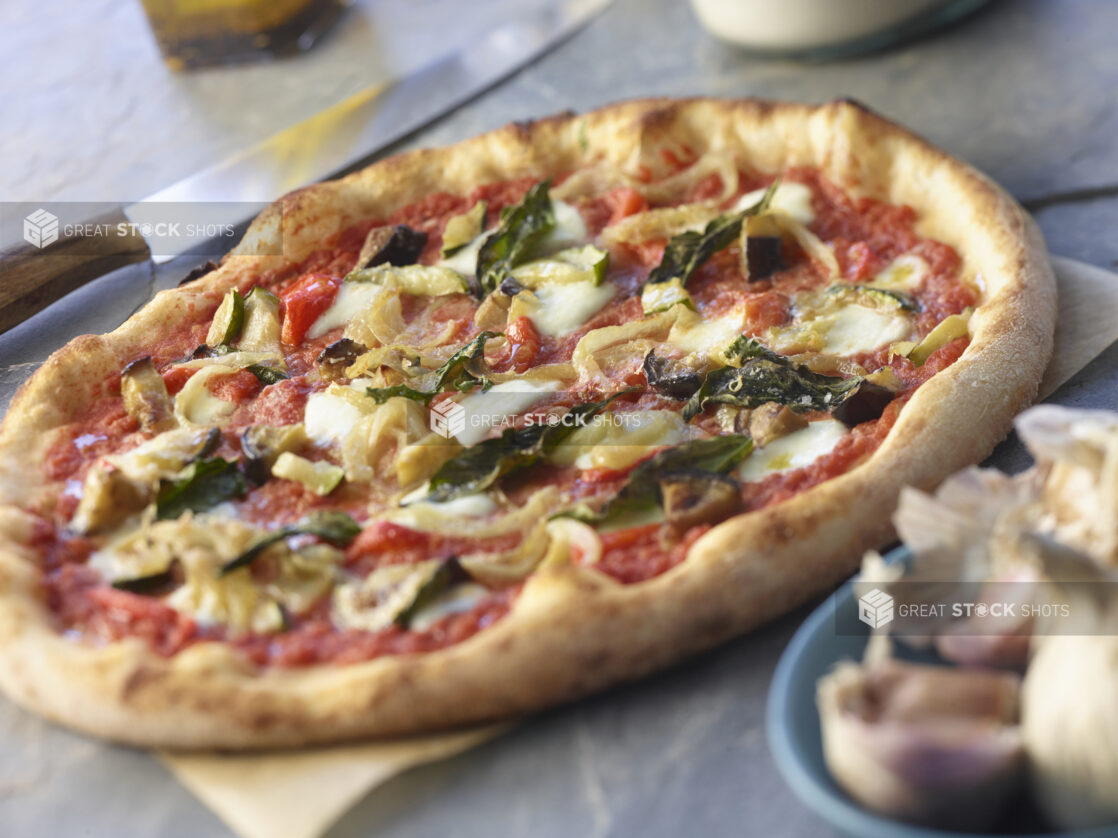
[1019,532,1118,830]
[817,658,1023,829]
[1015,405,1118,566]
[1023,634,1118,830]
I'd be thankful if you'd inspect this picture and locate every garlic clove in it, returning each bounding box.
[817,659,1023,830]
[1018,530,1118,831]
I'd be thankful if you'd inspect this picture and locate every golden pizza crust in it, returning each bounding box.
[0,98,1055,749]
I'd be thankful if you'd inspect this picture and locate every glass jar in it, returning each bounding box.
[140,0,350,70]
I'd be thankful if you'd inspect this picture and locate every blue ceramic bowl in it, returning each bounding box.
[765,545,1118,838]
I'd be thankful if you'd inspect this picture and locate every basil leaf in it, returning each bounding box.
[156,458,249,521]
[365,331,499,404]
[298,509,363,543]
[723,335,786,366]
[475,181,556,296]
[560,435,753,524]
[682,358,862,421]
[245,363,289,385]
[366,384,436,405]
[647,212,745,287]
[425,389,637,502]
[429,331,500,390]
[220,509,360,575]
[645,179,779,289]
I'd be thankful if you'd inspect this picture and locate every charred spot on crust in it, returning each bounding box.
[179,260,219,286]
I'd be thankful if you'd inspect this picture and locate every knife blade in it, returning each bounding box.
[0,0,610,334]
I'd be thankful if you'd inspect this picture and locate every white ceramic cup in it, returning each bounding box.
[689,0,957,52]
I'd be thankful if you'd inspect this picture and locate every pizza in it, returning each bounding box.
[0,98,1055,749]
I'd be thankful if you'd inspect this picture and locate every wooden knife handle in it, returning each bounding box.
[0,206,150,335]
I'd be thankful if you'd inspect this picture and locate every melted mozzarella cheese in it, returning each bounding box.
[526,280,615,337]
[391,493,498,529]
[307,282,385,340]
[818,306,912,356]
[669,310,746,362]
[734,181,815,224]
[739,419,848,481]
[303,383,371,447]
[409,583,492,632]
[454,379,559,446]
[872,254,928,292]
[437,226,497,276]
[544,199,589,249]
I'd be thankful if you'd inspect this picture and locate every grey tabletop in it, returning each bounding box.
[3,1,1118,836]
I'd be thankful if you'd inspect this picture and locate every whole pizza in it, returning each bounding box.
[0,99,1055,748]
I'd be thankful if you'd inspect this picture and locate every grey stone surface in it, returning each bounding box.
[2,0,1118,836]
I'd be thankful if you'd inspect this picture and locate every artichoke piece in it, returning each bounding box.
[659,471,742,531]
[271,452,344,496]
[239,287,283,353]
[240,424,308,483]
[346,264,468,296]
[747,402,808,447]
[121,356,176,433]
[316,337,366,381]
[332,558,467,632]
[357,224,427,269]
[265,543,341,616]
[827,283,918,312]
[71,465,150,535]
[643,350,703,399]
[441,200,487,257]
[817,658,1023,830]
[205,288,245,346]
[740,213,785,281]
[394,559,466,629]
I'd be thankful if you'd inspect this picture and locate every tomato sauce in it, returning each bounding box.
[32,160,977,667]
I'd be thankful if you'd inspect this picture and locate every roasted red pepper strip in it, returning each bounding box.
[280,273,342,346]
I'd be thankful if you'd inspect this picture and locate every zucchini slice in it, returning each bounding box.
[510,245,609,289]
[206,288,245,347]
[641,276,693,315]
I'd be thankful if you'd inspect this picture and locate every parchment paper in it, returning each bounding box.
[160,726,509,838]
[89,257,1118,838]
